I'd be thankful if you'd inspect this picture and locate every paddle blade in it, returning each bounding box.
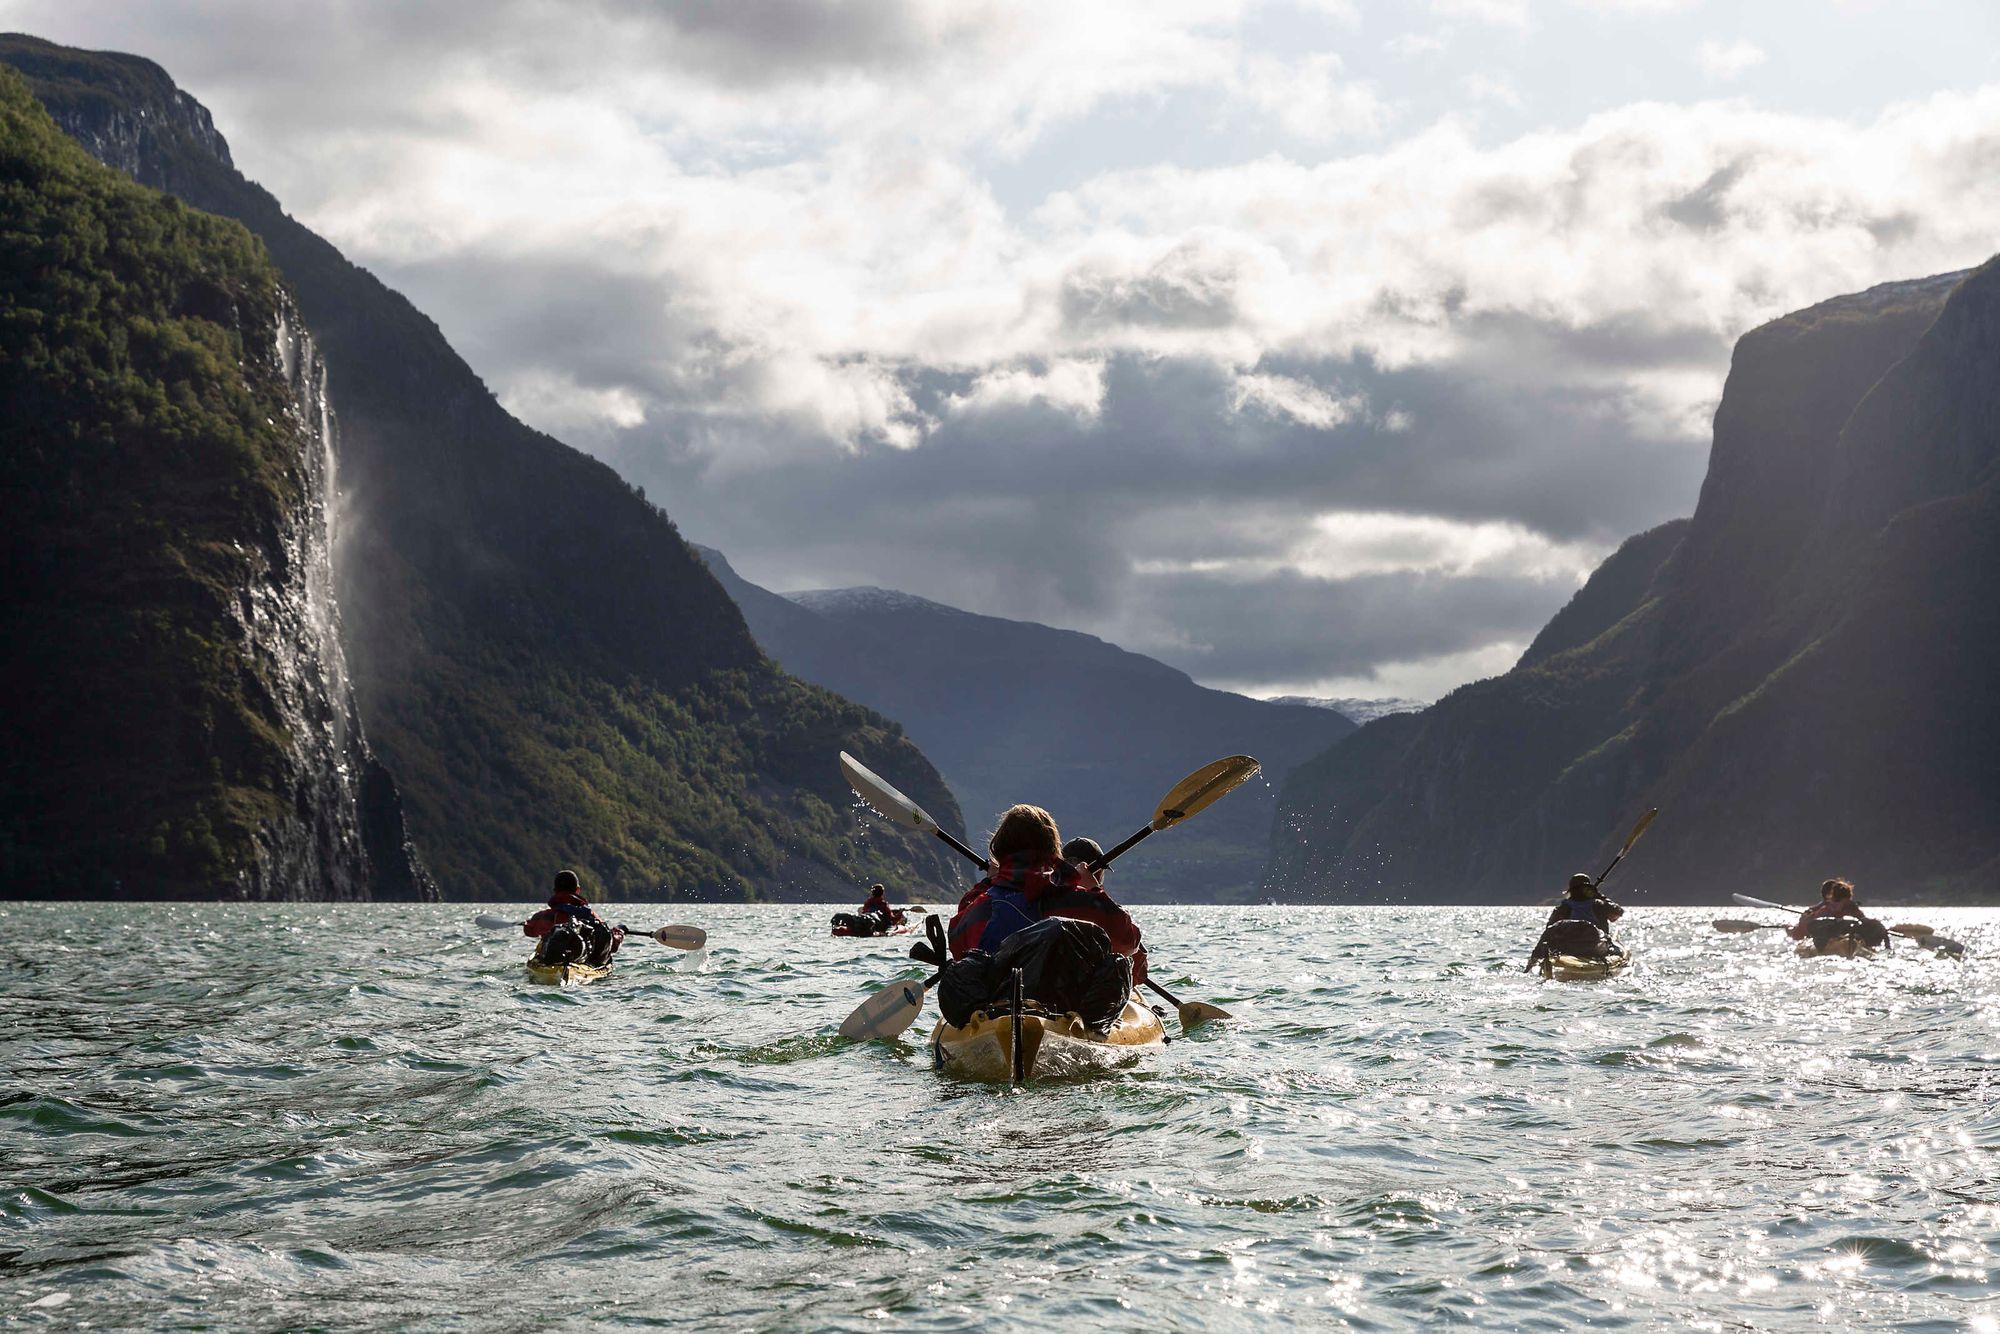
[1176,1000,1232,1027]
[1712,919,1778,933]
[1732,892,1793,912]
[840,977,928,1040]
[1620,808,1659,854]
[840,752,940,835]
[1153,756,1261,830]
[474,914,519,930]
[651,925,707,950]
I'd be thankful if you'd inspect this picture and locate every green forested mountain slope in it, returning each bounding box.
[0,35,963,900]
[0,70,431,899]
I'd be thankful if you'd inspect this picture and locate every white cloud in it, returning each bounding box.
[22,0,2000,696]
[950,360,1108,420]
[1463,74,1525,108]
[1698,38,1767,79]
[1385,29,1452,55]
[1240,52,1391,141]
[1432,0,1533,28]
[1229,373,1366,428]
[1573,0,1701,12]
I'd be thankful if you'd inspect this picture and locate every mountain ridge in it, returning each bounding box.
[2,34,965,901]
[697,545,1354,899]
[1264,263,2000,904]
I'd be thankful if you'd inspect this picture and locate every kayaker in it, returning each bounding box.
[523,870,624,967]
[859,883,899,924]
[1527,873,1624,968]
[947,806,1148,986]
[1787,878,1888,950]
[1062,837,1107,884]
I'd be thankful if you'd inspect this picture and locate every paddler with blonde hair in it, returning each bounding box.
[946,804,1148,985]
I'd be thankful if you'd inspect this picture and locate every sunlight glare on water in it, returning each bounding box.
[2,903,1997,1330]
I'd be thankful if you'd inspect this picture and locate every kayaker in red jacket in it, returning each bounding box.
[947,806,1148,986]
[523,870,624,965]
[859,883,901,923]
[1788,878,1886,947]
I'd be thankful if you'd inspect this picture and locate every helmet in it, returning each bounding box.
[1567,873,1596,895]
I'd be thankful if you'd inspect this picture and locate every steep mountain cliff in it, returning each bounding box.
[699,547,1354,899]
[1,35,963,900]
[0,70,432,900]
[1266,266,2000,903]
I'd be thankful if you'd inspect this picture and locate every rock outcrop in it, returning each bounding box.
[1265,267,2000,903]
[0,69,432,898]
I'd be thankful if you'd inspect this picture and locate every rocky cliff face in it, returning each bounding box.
[1,35,964,900]
[248,308,435,900]
[1265,265,1999,903]
[0,70,432,899]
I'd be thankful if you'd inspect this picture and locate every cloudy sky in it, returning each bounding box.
[12,0,2000,699]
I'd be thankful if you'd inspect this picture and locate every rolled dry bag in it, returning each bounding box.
[937,917,1130,1032]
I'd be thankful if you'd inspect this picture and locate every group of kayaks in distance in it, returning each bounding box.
[477,752,1965,1084]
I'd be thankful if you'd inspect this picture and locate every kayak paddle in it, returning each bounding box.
[840,752,985,865]
[1525,807,1658,971]
[1143,976,1232,1028]
[1085,755,1262,874]
[835,755,1256,1038]
[1594,807,1658,889]
[1732,892,1800,912]
[1888,922,1967,956]
[1711,919,1788,933]
[473,913,706,950]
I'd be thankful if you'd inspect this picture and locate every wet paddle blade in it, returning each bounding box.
[473,914,518,930]
[1176,1000,1232,1027]
[1153,755,1261,830]
[840,751,941,835]
[651,925,707,950]
[1712,919,1781,933]
[840,977,928,1040]
[1888,923,1934,938]
[1732,893,1792,912]
[1619,808,1659,855]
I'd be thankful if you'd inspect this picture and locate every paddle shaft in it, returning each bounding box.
[1088,825,1155,874]
[1593,808,1658,891]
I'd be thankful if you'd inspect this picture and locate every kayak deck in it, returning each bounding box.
[1796,937,1876,959]
[1542,951,1630,981]
[525,958,613,986]
[930,994,1165,1082]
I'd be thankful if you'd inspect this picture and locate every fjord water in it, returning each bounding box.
[4,905,1997,1331]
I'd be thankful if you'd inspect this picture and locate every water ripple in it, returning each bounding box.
[2,902,1997,1329]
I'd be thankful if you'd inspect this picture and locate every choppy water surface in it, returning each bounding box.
[4,904,1998,1331]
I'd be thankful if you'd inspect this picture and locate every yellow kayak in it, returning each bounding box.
[1542,951,1630,981]
[525,958,613,985]
[1796,937,1875,959]
[930,993,1165,1082]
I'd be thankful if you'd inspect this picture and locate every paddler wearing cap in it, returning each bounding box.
[1526,872,1625,969]
[523,869,624,968]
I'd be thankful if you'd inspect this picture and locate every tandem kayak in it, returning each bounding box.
[929,993,1166,1082]
[525,958,613,985]
[1541,951,1631,981]
[1796,937,1876,959]
[830,911,910,938]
